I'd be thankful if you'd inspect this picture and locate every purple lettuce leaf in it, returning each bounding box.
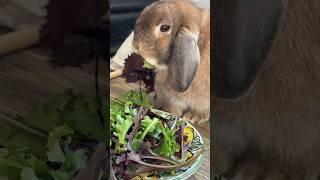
[177,124,185,159]
[127,107,149,151]
[122,53,156,93]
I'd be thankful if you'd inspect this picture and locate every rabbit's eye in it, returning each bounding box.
[160,25,170,32]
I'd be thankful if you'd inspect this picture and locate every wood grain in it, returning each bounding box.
[0,45,107,124]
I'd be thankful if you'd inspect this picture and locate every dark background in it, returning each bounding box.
[109,0,156,55]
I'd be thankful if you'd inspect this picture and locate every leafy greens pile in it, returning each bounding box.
[111,90,203,180]
[0,89,106,180]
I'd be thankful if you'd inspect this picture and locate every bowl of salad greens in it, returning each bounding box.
[110,91,205,180]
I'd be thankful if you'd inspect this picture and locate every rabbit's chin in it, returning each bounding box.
[144,57,167,71]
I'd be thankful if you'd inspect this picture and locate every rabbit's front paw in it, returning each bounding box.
[182,111,209,124]
[162,102,184,118]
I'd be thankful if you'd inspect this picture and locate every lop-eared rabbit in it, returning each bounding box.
[133,0,210,123]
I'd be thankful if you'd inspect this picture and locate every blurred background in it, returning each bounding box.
[0,0,108,179]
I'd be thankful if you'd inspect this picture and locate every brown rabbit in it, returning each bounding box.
[213,0,320,179]
[132,0,210,123]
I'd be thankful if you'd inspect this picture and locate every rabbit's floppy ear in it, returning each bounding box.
[213,0,287,99]
[167,27,200,92]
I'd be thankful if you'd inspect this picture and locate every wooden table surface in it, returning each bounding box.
[110,77,210,180]
[0,48,107,117]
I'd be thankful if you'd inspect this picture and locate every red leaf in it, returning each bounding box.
[122,53,156,92]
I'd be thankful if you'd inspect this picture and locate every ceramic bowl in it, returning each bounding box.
[112,108,205,180]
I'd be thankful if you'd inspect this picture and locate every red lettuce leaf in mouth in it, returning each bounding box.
[122,53,156,93]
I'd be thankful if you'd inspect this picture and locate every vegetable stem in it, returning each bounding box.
[127,107,148,151]
[140,118,159,142]
[140,155,178,165]
[128,148,204,171]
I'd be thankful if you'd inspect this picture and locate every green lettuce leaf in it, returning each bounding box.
[46,125,74,162]
[119,90,152,108]
[131,117,161,151]
[20,167,39,180]
[113,114,134,153]
[49,171,71,180]
[140,116,162,139]
[61,149,88,175]
[143,61,155,69]
[156,127,179,157]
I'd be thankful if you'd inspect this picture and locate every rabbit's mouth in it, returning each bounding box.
[132,46,168,71]
[145,57,167,70]
[137,54,167,71]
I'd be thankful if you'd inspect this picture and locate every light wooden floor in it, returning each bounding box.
[110,78,210,180]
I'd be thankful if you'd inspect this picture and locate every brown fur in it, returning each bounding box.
[133,0,210,123]
[213,0,320,179]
